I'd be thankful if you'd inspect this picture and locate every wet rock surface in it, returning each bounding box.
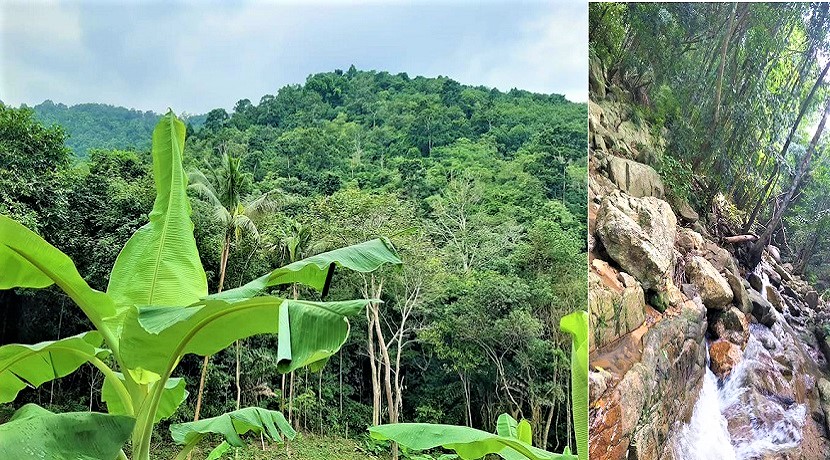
[710,339,743,378]
[586,75,830,458]
[589,93,830,459]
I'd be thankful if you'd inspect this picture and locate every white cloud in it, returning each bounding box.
[455,3,587,102]
[0,1,588,112]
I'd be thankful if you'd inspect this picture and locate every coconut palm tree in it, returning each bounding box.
[187,147,279,422]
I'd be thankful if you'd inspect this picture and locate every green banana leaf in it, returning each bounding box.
[517,420,532,445]
[0,404,134,460]
[206,441,232,459]
[169,407,295,459]
[559,310,588,460]
[119,297,368,377]
[275,297,369,373]
[493,414,535,460]
[108,111,208,310]
[102,372,188,422]
[0,215,116,326]
[209,238,402,301]
[0,331,107,403]
[496,413,519,438]
[368,423,574,460]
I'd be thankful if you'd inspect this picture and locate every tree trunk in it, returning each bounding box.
[794,230,820,275]
[744,161,780,232]
[192,236,231,428]
[749,96,830,267]
[776,58,830,167]
[235,339,242,410]
[289,370,295,429]
[368,278,398,460]
[365,278,382,426]
[459,370,472,427]
[288,284,298,427]
[542,404,555,451]
[712,3,738,126]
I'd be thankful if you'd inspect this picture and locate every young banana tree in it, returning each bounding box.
[0,111,402,460]
[369,310,588,460]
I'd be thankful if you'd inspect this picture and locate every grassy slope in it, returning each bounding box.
[153,434,389,459]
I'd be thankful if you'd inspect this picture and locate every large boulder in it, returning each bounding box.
[589,298,707,460]
[595,193,677,289]
[765,285,783,312]
[818,379,830,435]
[675,227,704,254]
[768,245,781,263]
[709,339,743,379]
[606,155,665,198]
[685,256,733,309]
[748,288,776,327]
[710,306,750,348]
[589,59,606,99]
[723,270,752,314]
[806,290,820,310]
[702,240,738,276]
[672,197,699,224]
[747,272,764,292]
[589,262,647,351]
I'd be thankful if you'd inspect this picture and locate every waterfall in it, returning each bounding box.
[672,367,737,460]
[671,263,809,460]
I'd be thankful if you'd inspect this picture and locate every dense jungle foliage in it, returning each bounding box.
[0,68,587,454]
[590,2,830,287]
[29,101,208,156]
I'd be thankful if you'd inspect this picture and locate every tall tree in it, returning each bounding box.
[187,147,278,422]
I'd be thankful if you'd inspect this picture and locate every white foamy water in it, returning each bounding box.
[672,368,737,460]
[672,286,808,460]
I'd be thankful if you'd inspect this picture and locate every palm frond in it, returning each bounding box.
[233,214,260,243]
[187,181,224,209]
[244,190,282,219]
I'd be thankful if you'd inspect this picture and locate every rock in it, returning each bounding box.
[806,290,820,310]
[747,272,764,292]
[765,285,783,312]
[766,265,782,287]
[595,193,677,289]
[723,270,752,314]
[589,370,610,403]
[783,262,794,273]
[710,307,750,348]
[675,227,704,254]
[589,266,647,351]
[818,379,830,435]
[770,259,793,284]
[673,198,699,224]
[606,155,665,199]
[768,244,781,262]
[718,326,821,458]
[748,288,776,327]
[709,339,743,379]
[685,256,733,309]
[589,298,707,460]
[702,240,738,276]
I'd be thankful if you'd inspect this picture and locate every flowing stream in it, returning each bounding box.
[672,267,808,459]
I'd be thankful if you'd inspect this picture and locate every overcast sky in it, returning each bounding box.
[0,0,587,114]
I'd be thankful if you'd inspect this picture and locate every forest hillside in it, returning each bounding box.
[0,68,587,457]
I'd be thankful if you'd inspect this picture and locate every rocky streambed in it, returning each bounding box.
[587,98,830,459]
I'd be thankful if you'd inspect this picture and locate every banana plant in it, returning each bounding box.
[368,310,588,460]
[0,111,402,460]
